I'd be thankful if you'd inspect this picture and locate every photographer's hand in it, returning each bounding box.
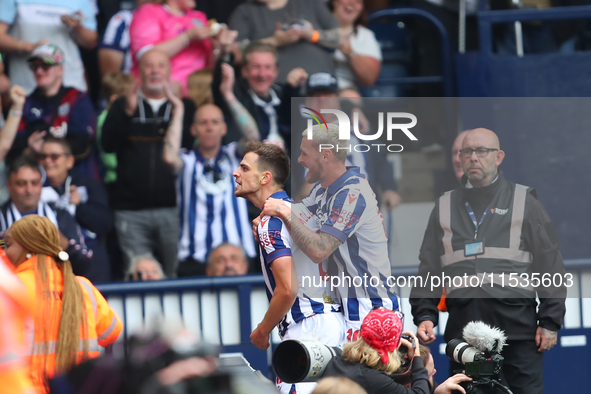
[417,320,436,344]
[434,373,472,394]
[535,326,557,352]
[400,331,420,358]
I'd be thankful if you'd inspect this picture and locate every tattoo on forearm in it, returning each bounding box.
[228,99,260,141]
[318,28,341,49]
[282,209,341,260]
[163,134,180,155]
[163,118,183,171]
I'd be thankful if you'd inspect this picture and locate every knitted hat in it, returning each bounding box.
[360,308,403,364]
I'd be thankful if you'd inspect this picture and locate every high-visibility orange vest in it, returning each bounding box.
[437,288,447,312]
[0,251,36,394]
[15,255,123,394]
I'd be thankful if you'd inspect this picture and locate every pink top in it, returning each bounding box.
[130,4,213,96]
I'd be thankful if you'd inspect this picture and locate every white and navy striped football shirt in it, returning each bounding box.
[100,10,133,74]
[177,143,256,263]
[304,167,400,322]
[259,191,341,338]
[0,201,58,232]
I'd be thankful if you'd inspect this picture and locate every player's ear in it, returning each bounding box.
[261,171,273,186]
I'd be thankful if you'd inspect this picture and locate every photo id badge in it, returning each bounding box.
[464,239,485,257]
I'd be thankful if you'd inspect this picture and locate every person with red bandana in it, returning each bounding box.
[322,307,429,394]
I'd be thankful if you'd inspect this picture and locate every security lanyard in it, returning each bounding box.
[465,202,490,239]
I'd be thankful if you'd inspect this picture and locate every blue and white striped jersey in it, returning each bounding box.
[177,142,256,262]
[259,191,341,337]
[304,167,400,322]
[0,201,58,231]
[100,10,132,74]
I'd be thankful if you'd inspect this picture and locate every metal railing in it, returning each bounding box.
[97,260,591,345]
[477,4,591,54]
[96,260,591,380]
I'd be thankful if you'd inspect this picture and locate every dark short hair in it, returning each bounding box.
[244,141,290,187]
[43,136,72,155]
[7,155,42,177]
[243,42,279,67]
[328,0,369,33]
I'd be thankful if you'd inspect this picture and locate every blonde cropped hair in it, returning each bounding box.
[302,123,348,163]
[342,337,402,374]
[187,69,214,108]
[101,72,135,100]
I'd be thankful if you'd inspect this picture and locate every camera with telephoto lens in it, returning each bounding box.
[446,340,511,394]
[274,337,419,384]
[273,340,340,383]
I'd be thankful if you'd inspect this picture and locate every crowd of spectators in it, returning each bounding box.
[0,0,400,284]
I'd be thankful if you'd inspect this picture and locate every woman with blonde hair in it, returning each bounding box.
[3,214,122,394]
[322,308,429,394]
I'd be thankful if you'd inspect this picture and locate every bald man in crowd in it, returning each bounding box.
[206,243,249,277]
[102,49,196,279]
[410,128,566,394]
[163,103,257,277]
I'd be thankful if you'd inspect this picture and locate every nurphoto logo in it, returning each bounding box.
[304,107,418,153]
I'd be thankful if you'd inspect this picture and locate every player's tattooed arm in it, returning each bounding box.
[262,198,343,263]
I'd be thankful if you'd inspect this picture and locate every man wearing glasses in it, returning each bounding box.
[410,128,566,394]
[39,137,113,283]
[0,155,95,280]
[6,44,98,180]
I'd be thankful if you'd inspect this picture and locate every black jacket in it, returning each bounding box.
[212,58,295,147]
[410,172,567,341]
[323,354,429,394]
[42,172,113,283]
[101,96,195,210]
